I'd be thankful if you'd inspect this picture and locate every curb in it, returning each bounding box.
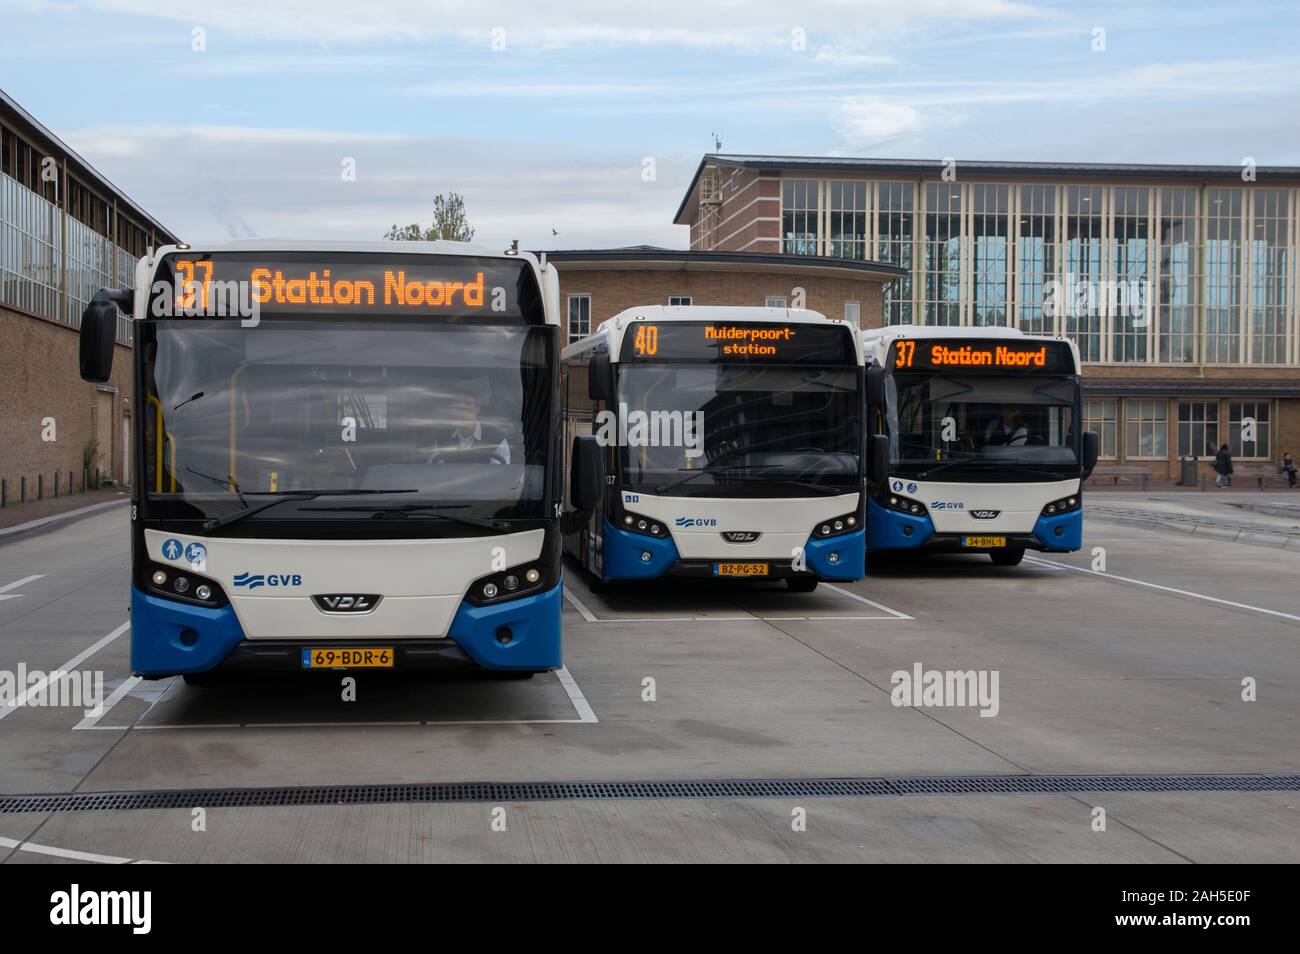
[0,497,130,542]
[1087,509,1300,552]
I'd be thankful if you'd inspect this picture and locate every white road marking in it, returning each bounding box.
[0,574,45,601]
[1025,555,1300,624]
[73,676,142,730]
[0,620,130,722]
[555,664,598,723]
[821,583,915,620]
[0,834,151,864]
[562,587,598,622]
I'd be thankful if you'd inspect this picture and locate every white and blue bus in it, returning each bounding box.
[862,326,1099,566]
[562,306,865,592]
[77,241,579,680]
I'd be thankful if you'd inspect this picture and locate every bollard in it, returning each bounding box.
[54,472,60,497]
[83,468,89,493]
[38,474,43,500]
[1,478,6,507]
[21,476,26,503]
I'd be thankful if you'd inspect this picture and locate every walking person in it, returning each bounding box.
[1213,443,1234,488]
[1282,451,1298,489]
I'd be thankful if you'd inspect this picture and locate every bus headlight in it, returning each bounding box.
[1041,494,1082,516]
[144,562,226,607]
[467,561,551,606]
[619,510,667,538]
[882,493,927,517]
[813,512,863,539]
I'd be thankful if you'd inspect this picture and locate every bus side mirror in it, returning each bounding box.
[79,299,119,383]
[569,434,605,514]
[588,351,613,402]
[865,364,885,407]
[870,433,890,482]
[1082,431,1100,478]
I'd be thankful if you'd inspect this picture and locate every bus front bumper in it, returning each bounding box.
[129,581,563,677]
[866,499,1082,553]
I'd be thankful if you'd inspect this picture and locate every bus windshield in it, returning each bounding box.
[890,373,1080,480]
[617,363,861,494]
[142,319,554,523]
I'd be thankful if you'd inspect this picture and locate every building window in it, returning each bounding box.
[781,179,819,255]
[923,182,962,326]
[566,294,591,344]
[1063,185,1105,362]
[1204,187,1244,364]
[876,181,915,325]
[1158,187,1199,364]
[1229,401,1270,459]
[765,296,787,308]
[827,180,867,259]
[1016,184,1056,335]
[1084,399,1117,459]
[1124,399,1168,459]
[844,301,861,325]
[668,295,692,307]
[1177,401,1219,458]
[969,184,1009,327]
[1111,186,1151,362]
[1249,190,1289,365]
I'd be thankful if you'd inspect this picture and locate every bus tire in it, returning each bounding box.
[989,548,1025,567]
[786,577,819,593]
[485,670,536,680]
[182,671,225,686]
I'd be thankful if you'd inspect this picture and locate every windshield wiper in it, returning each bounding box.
[202,489,416,532]
[653,469,841,495]
[916,460,1070,481]
[298,503,510,531]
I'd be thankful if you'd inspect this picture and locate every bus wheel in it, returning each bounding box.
[182,671,225,686]
[485,670,535,680]
[989,548,1025,567]
[786,577,819,593]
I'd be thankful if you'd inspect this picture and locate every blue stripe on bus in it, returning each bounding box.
[130,585,246,676]
[866,497,934,550]
[447,579,563,671]
[599,519,680,580]
[1032,507,1083,551]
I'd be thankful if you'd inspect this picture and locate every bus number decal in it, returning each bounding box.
[633,324,659,356]
[896,340,916,368]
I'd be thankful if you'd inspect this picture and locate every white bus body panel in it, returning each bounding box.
[900,478,1080,534]
[144,528,544,639]
[619,491,860,560]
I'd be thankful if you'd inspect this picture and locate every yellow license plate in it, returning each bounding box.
[302,647,394,669]
[962,536,1006,548]
[714,562,769,576]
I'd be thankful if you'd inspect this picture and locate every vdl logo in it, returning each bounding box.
[232,572,303,590]
[675,516,718,528]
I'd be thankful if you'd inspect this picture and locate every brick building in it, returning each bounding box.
[665,154,1300,481]
[1,88,179,503]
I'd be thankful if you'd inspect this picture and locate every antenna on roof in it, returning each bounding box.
[712,131,722,152]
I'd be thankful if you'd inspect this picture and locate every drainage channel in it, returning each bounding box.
[3,773,1298,814]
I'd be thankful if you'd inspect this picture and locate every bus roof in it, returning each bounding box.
[564,305,863,363]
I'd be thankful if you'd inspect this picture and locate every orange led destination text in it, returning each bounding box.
[704,324,796,356]
[249,268,486,308]
[928,344,1048,368]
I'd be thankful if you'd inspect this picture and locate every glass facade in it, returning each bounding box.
[774,173,1300,367]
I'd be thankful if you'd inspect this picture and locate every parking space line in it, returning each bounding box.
[562,587,598,622]
[0,574,44,601]
[0,834,139,864]
[819,583,914,620]
[74,676,142,730]
[1025,555,1300,624]
[0,620,130,722]
[555,664,598,723]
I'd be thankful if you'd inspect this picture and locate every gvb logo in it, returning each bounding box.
[675,517,718,528]
[233,572,302,590]
[50,884,151,934]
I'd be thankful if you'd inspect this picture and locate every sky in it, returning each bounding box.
[1,0,1297,250]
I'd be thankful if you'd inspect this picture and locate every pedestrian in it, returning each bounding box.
[1282,451,1297,489]
[1213,443,1233,488]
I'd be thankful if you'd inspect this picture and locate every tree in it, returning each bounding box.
[384,192,476,243]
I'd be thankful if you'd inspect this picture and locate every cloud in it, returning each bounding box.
[834,98,927,145]
[59,123,693,249]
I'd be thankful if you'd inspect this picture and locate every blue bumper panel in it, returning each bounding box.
[600,519,680,580]
[130,585,246,676]
[867,497,934,551]
[1032,508,1083,551]
[447,579,562,671]
[803,527,865,580]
